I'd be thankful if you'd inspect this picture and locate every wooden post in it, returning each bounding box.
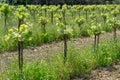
[97,34,100,51]
[45,10,47,17]
[20,41,24,75]
[41,24,46,34]
[4,14,8,33]
[51,12,53,24]
[62,11,66,24]
[113,27,117,47]
[18,19,24,77]
[63,33,67,63]
[94,35,97,53]
[18,42,24,76]
[114,15,117,42]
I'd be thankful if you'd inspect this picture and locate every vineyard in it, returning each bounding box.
[0,4,120,80]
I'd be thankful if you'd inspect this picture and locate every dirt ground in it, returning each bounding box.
[1,31,120,80]
[73,61,120,80]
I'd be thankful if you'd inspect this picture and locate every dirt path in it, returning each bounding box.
[0,31,117,62]
[1,31,120,79]
[73,62,120,80]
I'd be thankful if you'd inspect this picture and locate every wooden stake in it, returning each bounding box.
[63,34,67,63]
[18,19,24,77]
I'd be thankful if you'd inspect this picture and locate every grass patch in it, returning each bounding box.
[2,38,120,80]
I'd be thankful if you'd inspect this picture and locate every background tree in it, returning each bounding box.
[0,0,118,5]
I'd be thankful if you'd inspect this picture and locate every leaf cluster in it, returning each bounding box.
[39,16,48,25]
[4,24,32,42]
[15,5,29,20]
[75,17,85,27]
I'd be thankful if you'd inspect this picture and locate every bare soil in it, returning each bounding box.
[73,62,120,80]
[1,31,120,80]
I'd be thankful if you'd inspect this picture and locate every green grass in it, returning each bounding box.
[0,5,120,79]
[0,5,116,52]
[1,38,120,80]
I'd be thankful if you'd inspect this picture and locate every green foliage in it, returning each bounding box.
[42,5,49,17]
[107,17,120,29]
[96,40,120,67]
[6,39,120,80]
[88,22,103,36]
[62,4,68,12]
[39,33,49,43]
[4,24,32,42]
[56,22,73,36]
[42,5,49,11]
[1,4,120,80]
[27,5,37,12]
[0,3,12,16]
[15,5,29,20]
[54,13,62,22]
[79,26,90,37]
[89,12,97,20]
[89,5,96,11]
[7,54,71,80]
[83,6,90,12]
[23,60,57,80]
[39,16,48,25]
[0,3,13,32]
[75,17,85,27]
[101,13,108,22]
[111,7,119,17]
[70,5,77,14]
[27,5,37,19]
[0,4,119,52]
[48,5,58,13]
